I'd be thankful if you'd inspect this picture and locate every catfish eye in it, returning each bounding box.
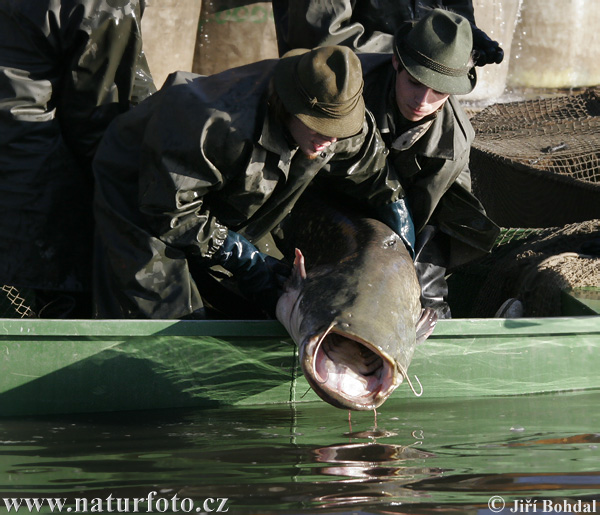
[383,236,397,248]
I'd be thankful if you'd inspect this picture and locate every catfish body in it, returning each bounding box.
[276,198,437,410]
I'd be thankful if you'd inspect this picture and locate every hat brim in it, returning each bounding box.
[399,50,477,95]
[274,49,366,139]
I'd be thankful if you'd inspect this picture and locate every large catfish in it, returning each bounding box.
[275,196,438,411]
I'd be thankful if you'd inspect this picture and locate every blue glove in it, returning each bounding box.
[212,231,290,316]
[372,198,416,258]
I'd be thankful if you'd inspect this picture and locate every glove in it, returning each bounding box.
[212,231,291,317]
[372,198,416,258]
[471,25,504,66]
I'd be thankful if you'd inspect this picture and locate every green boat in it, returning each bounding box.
[0,286,598,418]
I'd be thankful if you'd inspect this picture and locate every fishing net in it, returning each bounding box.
[448,220,600,317]
[470,87,600,228]
[0,285,36,318]
[0,285,88,318]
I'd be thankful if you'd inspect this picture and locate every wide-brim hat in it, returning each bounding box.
[394,9,477,95]
[274,45,365,139]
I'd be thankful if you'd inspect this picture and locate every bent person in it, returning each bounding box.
[359,9,500,317]
[92,45,413,319]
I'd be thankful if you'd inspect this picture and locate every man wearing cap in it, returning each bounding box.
[92,45,412,319]
[359,8,500,318]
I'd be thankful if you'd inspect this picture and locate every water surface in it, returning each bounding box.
[1,391,599,514]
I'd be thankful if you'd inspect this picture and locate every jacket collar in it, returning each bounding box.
[258,103,297,174]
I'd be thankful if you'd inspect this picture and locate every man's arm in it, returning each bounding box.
[59,0,156,164]
[322,112,404,206]
[272,0,503,64]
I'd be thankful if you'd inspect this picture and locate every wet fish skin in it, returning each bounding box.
[276,199,437,410]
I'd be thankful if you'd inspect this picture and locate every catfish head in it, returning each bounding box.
[276,248,437,411]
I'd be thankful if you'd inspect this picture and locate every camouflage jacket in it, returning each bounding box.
[360,54,499,269]
[92,62,402,319]
[272,0,476,55]
[0,0,155,293]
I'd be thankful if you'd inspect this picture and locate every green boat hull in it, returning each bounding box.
[1,316,599,417]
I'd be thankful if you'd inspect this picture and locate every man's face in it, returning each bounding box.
[287,116,338,159]
[392,56,450,122]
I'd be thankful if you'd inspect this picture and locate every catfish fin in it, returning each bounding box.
[282,248,307,293]
[416,307,438,345]
[294,248,307,280]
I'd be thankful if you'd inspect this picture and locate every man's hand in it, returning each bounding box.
[212,231,291,317]
[471,25,504,66]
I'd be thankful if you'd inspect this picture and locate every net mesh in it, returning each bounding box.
[454,89,600,317]
[0,285,36,318]
[449,221,600,317]
[470,88,600,228]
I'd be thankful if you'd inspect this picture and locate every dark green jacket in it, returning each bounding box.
[0,0,155,294]
[93,62,402,319]
[272,0,476,55]
[360,54,499,269]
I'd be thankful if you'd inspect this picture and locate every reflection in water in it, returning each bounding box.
[510,433,600,447]
[312,442,438,480]
[410,471,600,493]
[310,442,442,510]
[344,428,399,439]
[0,392,599,514]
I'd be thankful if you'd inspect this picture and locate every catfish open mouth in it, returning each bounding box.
[301,325,399,411]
